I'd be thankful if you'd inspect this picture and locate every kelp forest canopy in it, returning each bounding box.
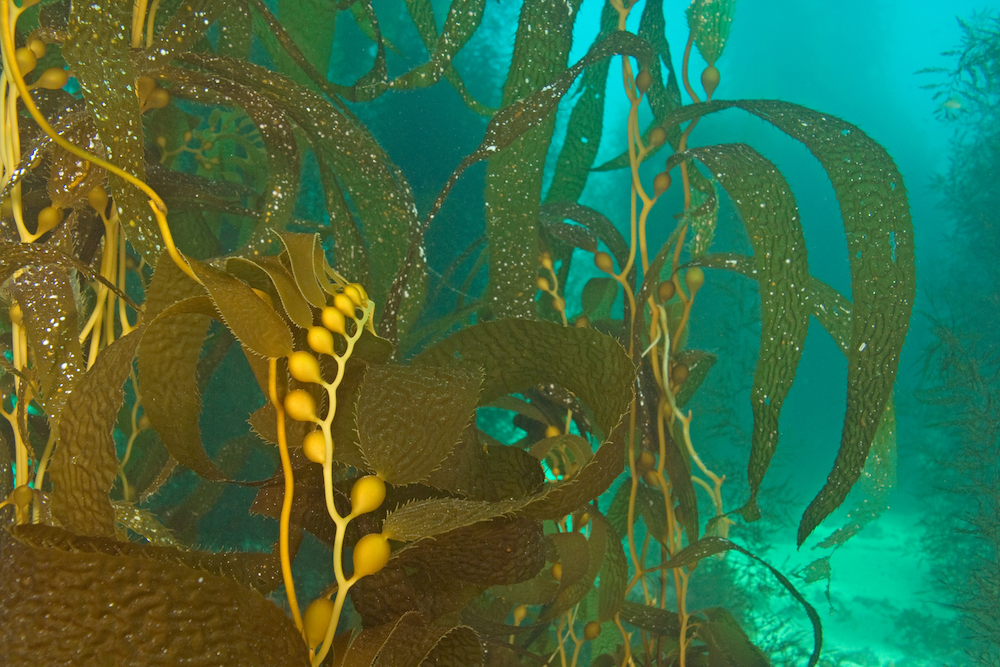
[0,0,914,666]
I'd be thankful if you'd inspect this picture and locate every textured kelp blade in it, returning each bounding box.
[4,265,82,422]
[218,0,253,58]
[658,100,915,541]
[275,0,338,91]
[619,600,681,636]
[351,560,484,627]
[391,0,486,90]
[698,608,769,667]
[342,2,390,101]
[471,31,651,166]
[541,202,632,281]
[383,496,532,543]
[372,614,482,667]
[817,394,897,550]
[50,328,144,538]
[475,28,649,317]
[424,434,545,501]
[395,517,545,586]
[807,278,853,354]
[544,0,617,204]
[550,531,590,589]
[419,626,483,667]
[143,0,225,70]
[276,231,329,308]
[341,614,414,667]
[673,349,716,408]
[228,256,313,329]
[538,512,606,623]
[63,2,159,261]
[596,513,627,622]
[414,320,633,519]
[356,364,481,485]
[399,0,492,115]
[188,257,293,358]
[751,103,914,545]
[19,522,281,593]
[668,143,810,518]
[0,242,132,305]
[662,536,821,667]
[139,296,222,480]
[414,320,633,437]
[698,254,853,356]
[0,526,308,667]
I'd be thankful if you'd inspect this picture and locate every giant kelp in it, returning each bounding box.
[0,0,914,665]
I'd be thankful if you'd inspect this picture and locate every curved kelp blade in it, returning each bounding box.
[697,607,769,667]
[538,513,606,623]
[367,613,482,667]
[415,320,633,437]
[667,143,810,520]
[418,320,634,519]
[50,328,145,538]
[275,231,329,308]
[403,321,633,527]
[541,202,633,284]
[544,0,618,205]
[4,265,83,423]
[424,431,545,501]
[351,517,545,626]
[391,0,486,91]
[188,257,294,358]
[382,496,533,543]
[355,364,481,485]
[142,0,225,71]
[0,525,308,667]
[227,256,313,329]
[218,0,252,59]
[662,535,822,667]
[659,100,915,542]
[63,2,160,262]
[394,517,545,587]
[595,513,627,622]
[379,29,652,335]
[138,296,224,481]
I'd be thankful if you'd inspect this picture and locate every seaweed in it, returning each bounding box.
[0,0,915,665]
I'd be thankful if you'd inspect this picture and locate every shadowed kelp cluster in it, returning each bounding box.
[919,11,1000,665]
[0,0,915,665]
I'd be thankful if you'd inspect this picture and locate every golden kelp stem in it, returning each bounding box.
[269,357,304,633]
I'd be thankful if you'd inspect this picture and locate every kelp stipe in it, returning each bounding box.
[0,0,914,665]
